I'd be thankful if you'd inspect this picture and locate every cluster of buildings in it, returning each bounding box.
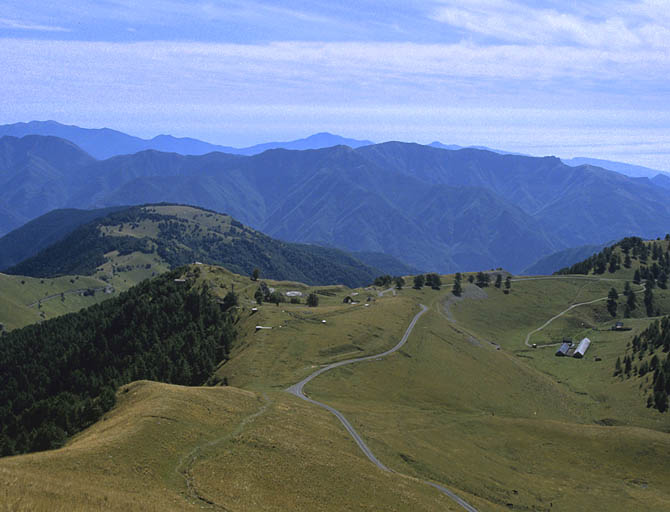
[556,337,591,358]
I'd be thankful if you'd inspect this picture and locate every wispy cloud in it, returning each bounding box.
[0,17,69,32]
[2,38,668,103]
[430,0,669,49]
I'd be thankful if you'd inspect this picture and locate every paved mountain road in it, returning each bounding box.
[286,304,479,511]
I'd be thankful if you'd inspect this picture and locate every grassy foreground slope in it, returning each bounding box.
[2,257,670,510]
[0,384,463,511]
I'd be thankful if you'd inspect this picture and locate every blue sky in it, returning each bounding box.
[1,0,669,169]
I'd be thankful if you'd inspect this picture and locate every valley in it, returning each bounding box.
[2,246,669,510]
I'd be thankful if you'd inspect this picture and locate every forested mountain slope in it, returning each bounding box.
[3,204,390,287]
[0,267,236,455]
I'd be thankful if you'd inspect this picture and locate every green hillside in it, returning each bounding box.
[522,242,609,275]
[4,204,390,288]
[0,266,236,456]
[0,272,113,331]
[2,239,670,510]
[557,235,670,280]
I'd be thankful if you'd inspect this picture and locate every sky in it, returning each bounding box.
[1,0,669,169]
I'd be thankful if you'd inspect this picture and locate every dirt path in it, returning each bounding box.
[176,393,271,509]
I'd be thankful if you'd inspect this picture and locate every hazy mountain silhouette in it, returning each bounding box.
[3,134,670,273]
[0,121,372,159]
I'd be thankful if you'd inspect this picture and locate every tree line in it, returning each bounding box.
[613,316,670,412]
[556,236,670,283]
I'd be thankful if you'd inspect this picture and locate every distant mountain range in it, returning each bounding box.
[3,133,670,273]
[2,204,415,287]
[562,157,670,179]
[0,121,373,160]
[428,141,524,156]
[3,121,668,180]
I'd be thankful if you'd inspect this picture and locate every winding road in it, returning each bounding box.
[286,304,479,512]
[26,286,111,308]
[523,278,646,347]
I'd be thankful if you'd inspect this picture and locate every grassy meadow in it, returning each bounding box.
[0,272,114,331]
[2,257,670,510]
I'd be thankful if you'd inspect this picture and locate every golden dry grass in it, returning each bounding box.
[0,381,470,511]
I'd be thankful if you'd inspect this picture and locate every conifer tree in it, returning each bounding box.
[644,283,655,317]
[452,277,462,297]
[413,274,425,289]
[607,288,618,317]
[306,292,319,307]
[624,253,632,268]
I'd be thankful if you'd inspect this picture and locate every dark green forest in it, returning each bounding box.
[614,316,670,413]
[556,236,670,284]
[0,267,236,456]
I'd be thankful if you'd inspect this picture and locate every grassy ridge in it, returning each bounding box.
[5,204,387,288]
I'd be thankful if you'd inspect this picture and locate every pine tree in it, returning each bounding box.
[644,284,655,317]
[254,288,264,305]
[494,274,502,288]
[608,253,619,273]
[475,272,490,288]
[306,293,319,307]
[413,274,425,290]
[624,253,632,268]
[634,269,641,284]
[607,288,618,317]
